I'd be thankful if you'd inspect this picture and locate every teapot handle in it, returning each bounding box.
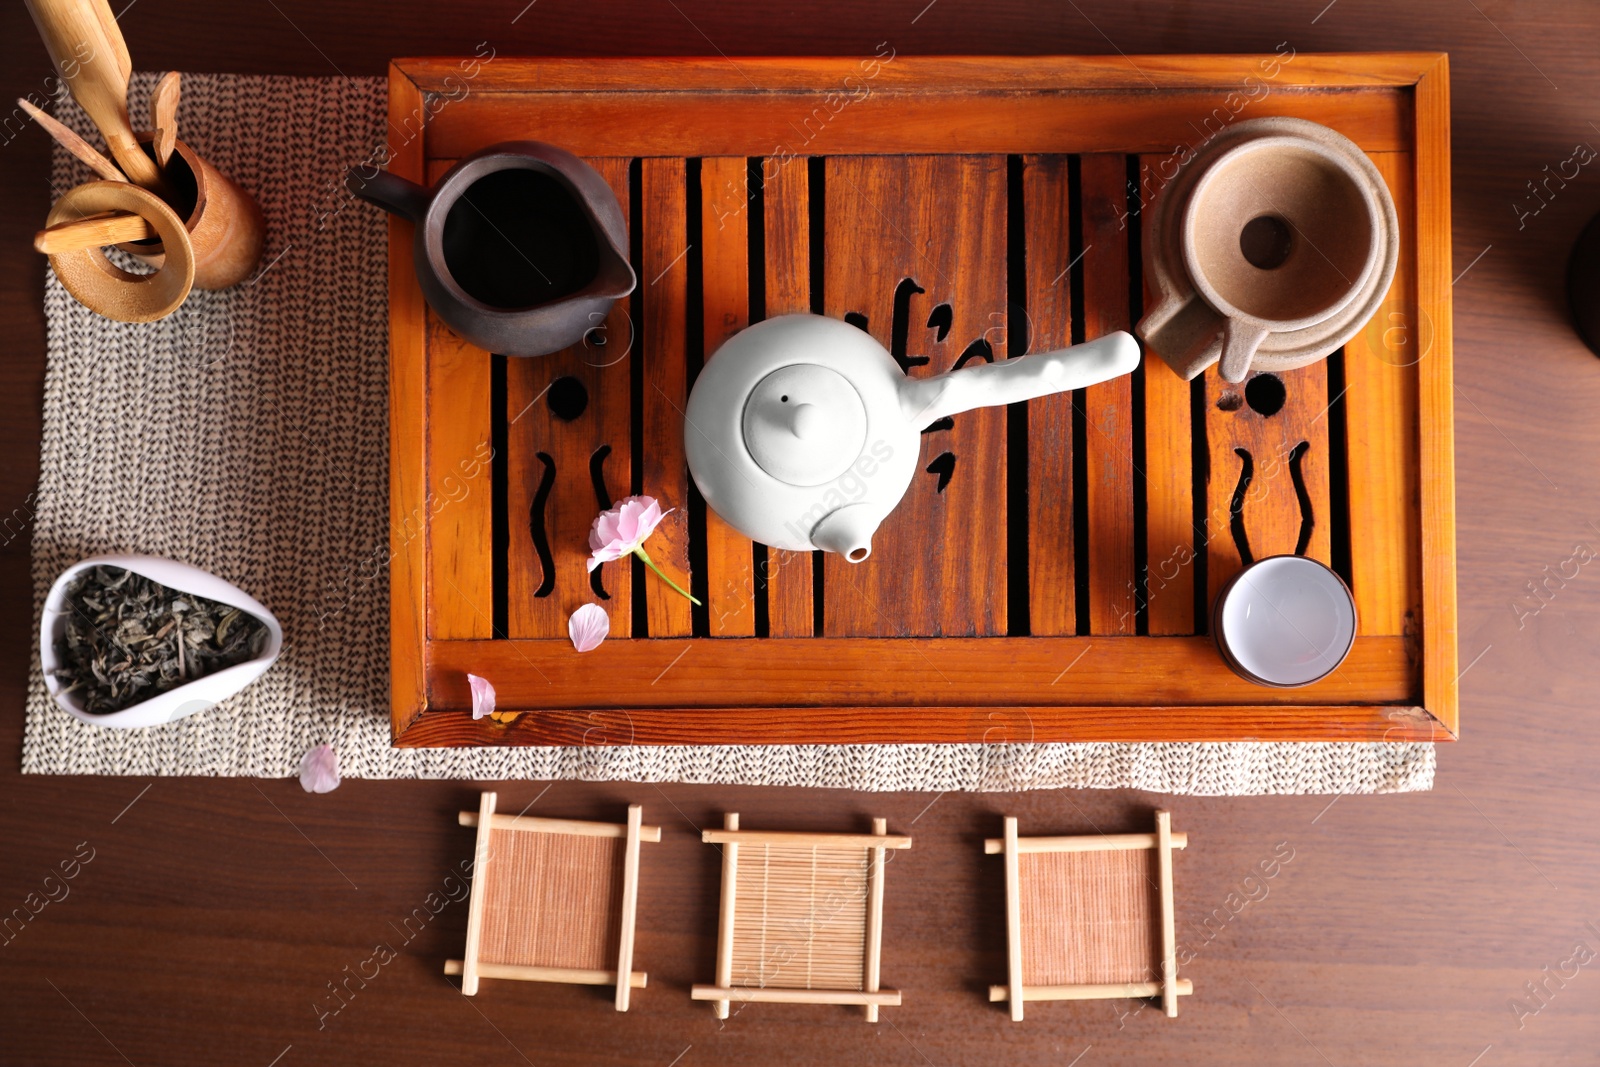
[344,166,432,223]
[899,331,1142,426]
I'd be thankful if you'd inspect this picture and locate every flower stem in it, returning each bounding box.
[634,546,702,606]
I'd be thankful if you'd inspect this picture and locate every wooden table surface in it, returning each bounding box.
[2,3,1597,1064]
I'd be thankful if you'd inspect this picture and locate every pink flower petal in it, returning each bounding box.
[614,500,641,543]
[568,603,610,652]
[587,540,626,572]
[588,496,676,573]
[468,673,496,720]
[590,510,621,553]
[641,497,664,535]
[298,744,340,793]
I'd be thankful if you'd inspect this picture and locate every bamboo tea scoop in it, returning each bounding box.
[34,210,155,255]
[16,97,124,183]
[24,0,166,191]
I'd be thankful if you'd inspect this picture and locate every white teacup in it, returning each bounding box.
[1211,555,1357,688]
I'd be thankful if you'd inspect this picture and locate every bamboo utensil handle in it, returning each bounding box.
[153,127,174,170]
[88,0,131,82]
[150,72,180,169]
[34,210,154,254]
[23,0,166,190]
[16,97,125,182]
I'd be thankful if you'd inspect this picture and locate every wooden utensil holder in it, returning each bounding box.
[114,133,264,290]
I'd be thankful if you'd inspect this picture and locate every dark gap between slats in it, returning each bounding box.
[1326,347,1354,587]
[747,157,771,638]
[1066,155,1091,636]
[628,157,647,637]
[684,159,711,636]
[808,155,826,637]
[1127,154,1150,637]
[490,353,509,638]
[1189,375,1209,634]
[1005,154,1031,637]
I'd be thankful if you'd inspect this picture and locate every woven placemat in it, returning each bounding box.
[20,73,1433,794]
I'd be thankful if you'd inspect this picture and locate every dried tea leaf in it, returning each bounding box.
[52,567,270,715]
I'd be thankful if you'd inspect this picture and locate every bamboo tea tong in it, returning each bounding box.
[34,210,153,255]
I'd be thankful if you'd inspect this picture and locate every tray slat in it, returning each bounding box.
[1343,151,1421,636]
[426,634,1412,710]
[700,157,757,637]
[389,63,430,724]
[425,307,496,639]
[1203,359,1333,604]
[1415,61,1458,735]
[821,154,1009,637]
[759,156,817,637]
[504,159,635,640]
[423,91,1411,161]
[640,157,695,637]
[1023,154,1077,636]
[1139,155,1197,636]
[1080,154,1138,635]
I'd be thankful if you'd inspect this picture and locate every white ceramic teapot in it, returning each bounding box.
[684,314,1140,562]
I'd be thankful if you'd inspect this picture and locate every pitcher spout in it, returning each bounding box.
[810,503,878,563]
[593,238,638,300]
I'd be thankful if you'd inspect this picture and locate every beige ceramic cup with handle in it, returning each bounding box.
[1181,134,1384,382]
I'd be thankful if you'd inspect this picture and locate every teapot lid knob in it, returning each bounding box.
[741,364,868,487]
[788,402,825,440]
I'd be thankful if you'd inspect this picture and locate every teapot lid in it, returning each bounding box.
[741,364,868,487]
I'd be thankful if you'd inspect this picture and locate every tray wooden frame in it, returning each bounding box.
[384,53,1456,748]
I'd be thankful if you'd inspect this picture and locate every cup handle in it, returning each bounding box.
[1219,321,1269,383]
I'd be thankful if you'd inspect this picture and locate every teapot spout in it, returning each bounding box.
[811,504,877,563]
[898,331,1141,425]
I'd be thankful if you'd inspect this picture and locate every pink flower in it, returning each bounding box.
[299,744,340,793]
[468,673,496,719]
[586,495,701,606]
[568,603,609,652]
[587,495,671,572]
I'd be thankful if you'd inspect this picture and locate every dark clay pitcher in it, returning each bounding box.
[347,141,636,357]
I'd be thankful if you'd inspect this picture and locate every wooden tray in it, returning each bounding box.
[384,53,1455,748]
